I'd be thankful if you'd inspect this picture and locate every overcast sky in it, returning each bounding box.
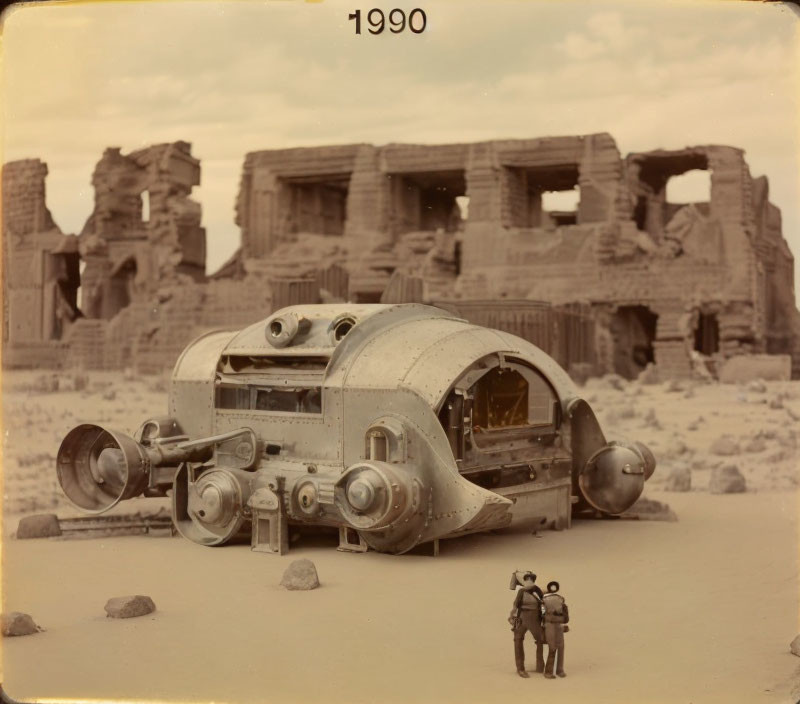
[2,0,798,297]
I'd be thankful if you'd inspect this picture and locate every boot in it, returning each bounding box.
[515,639,528,677]
[556,647,566,677]
[535,642,545,673]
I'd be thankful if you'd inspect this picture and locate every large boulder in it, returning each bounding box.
[709,465,747,494]
[664,465,691,492]
[280,559,320,591]
[104,595,157,619]
[709,436,741,457]
[16,514,62,539]
[2,612,41,636]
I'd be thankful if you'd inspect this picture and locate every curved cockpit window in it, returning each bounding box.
[438,357,560,463]
[471,366,555,430]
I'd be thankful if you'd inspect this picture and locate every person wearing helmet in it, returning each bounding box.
[541,580,569,679]
[508,570,545,678]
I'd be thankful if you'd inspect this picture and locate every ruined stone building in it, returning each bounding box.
[3,134,798,379]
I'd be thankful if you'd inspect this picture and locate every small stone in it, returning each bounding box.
[746,380,767,394]
[16,514,62,539]
[682,387,695,399]
[102,389,117,401]
[709,464,747,494]
[768,397,783,410]
[643,407,661,429]
[2,612,41,636]
[664,465,691,492]
[104,595,156,619]
[791,635,800,657]
[709,436,741,456]
[743,438,766,454]
[280,559,320,591]
[665,379,683,393]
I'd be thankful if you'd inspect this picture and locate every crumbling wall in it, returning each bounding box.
[5,134,797,380]
[79,142,205,321]
[2,159,81,366]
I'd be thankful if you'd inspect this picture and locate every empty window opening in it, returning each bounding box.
[48,251,82,340]
[694,312,719,355]
[507,164,581,228]
[610,306,658,380]
[283,174,350,236]
[633,196,648,231]
[141,191,150,223]
[389,170,466,235]
[666,169,711,205]
[633,153,709,237]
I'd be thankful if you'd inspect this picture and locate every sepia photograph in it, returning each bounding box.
[1,0,799,702]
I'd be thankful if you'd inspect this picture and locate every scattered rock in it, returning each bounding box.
[665,379,683,393]
[280,559,320,591]
[664,465,691,492]
[709,436,741,457]
[618,405,636,420]
[682,387,695,399]
[786,406,800,422]
[743,437,766,454]
[2,612,42,636]
[768,397,784,410]
[766,449,789,464]
[791,635,800,657]
[709,464,747,494]
[102,389,117,401]
[637,364,660,385]
[16,514,62,539]
[642,407,661,429]
[747,379,767,393]
[624,497,677,521]
[104,595,157,619]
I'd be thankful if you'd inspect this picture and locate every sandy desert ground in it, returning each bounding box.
[1,369,798,704]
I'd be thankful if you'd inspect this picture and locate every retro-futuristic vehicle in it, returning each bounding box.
[56,304,656,555]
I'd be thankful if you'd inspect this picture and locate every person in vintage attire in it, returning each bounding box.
[541,580,569,679]
[508,570,545,678]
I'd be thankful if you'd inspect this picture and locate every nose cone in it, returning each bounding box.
[578,443,646,515]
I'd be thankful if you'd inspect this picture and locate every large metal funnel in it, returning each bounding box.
[56,424,150,514]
